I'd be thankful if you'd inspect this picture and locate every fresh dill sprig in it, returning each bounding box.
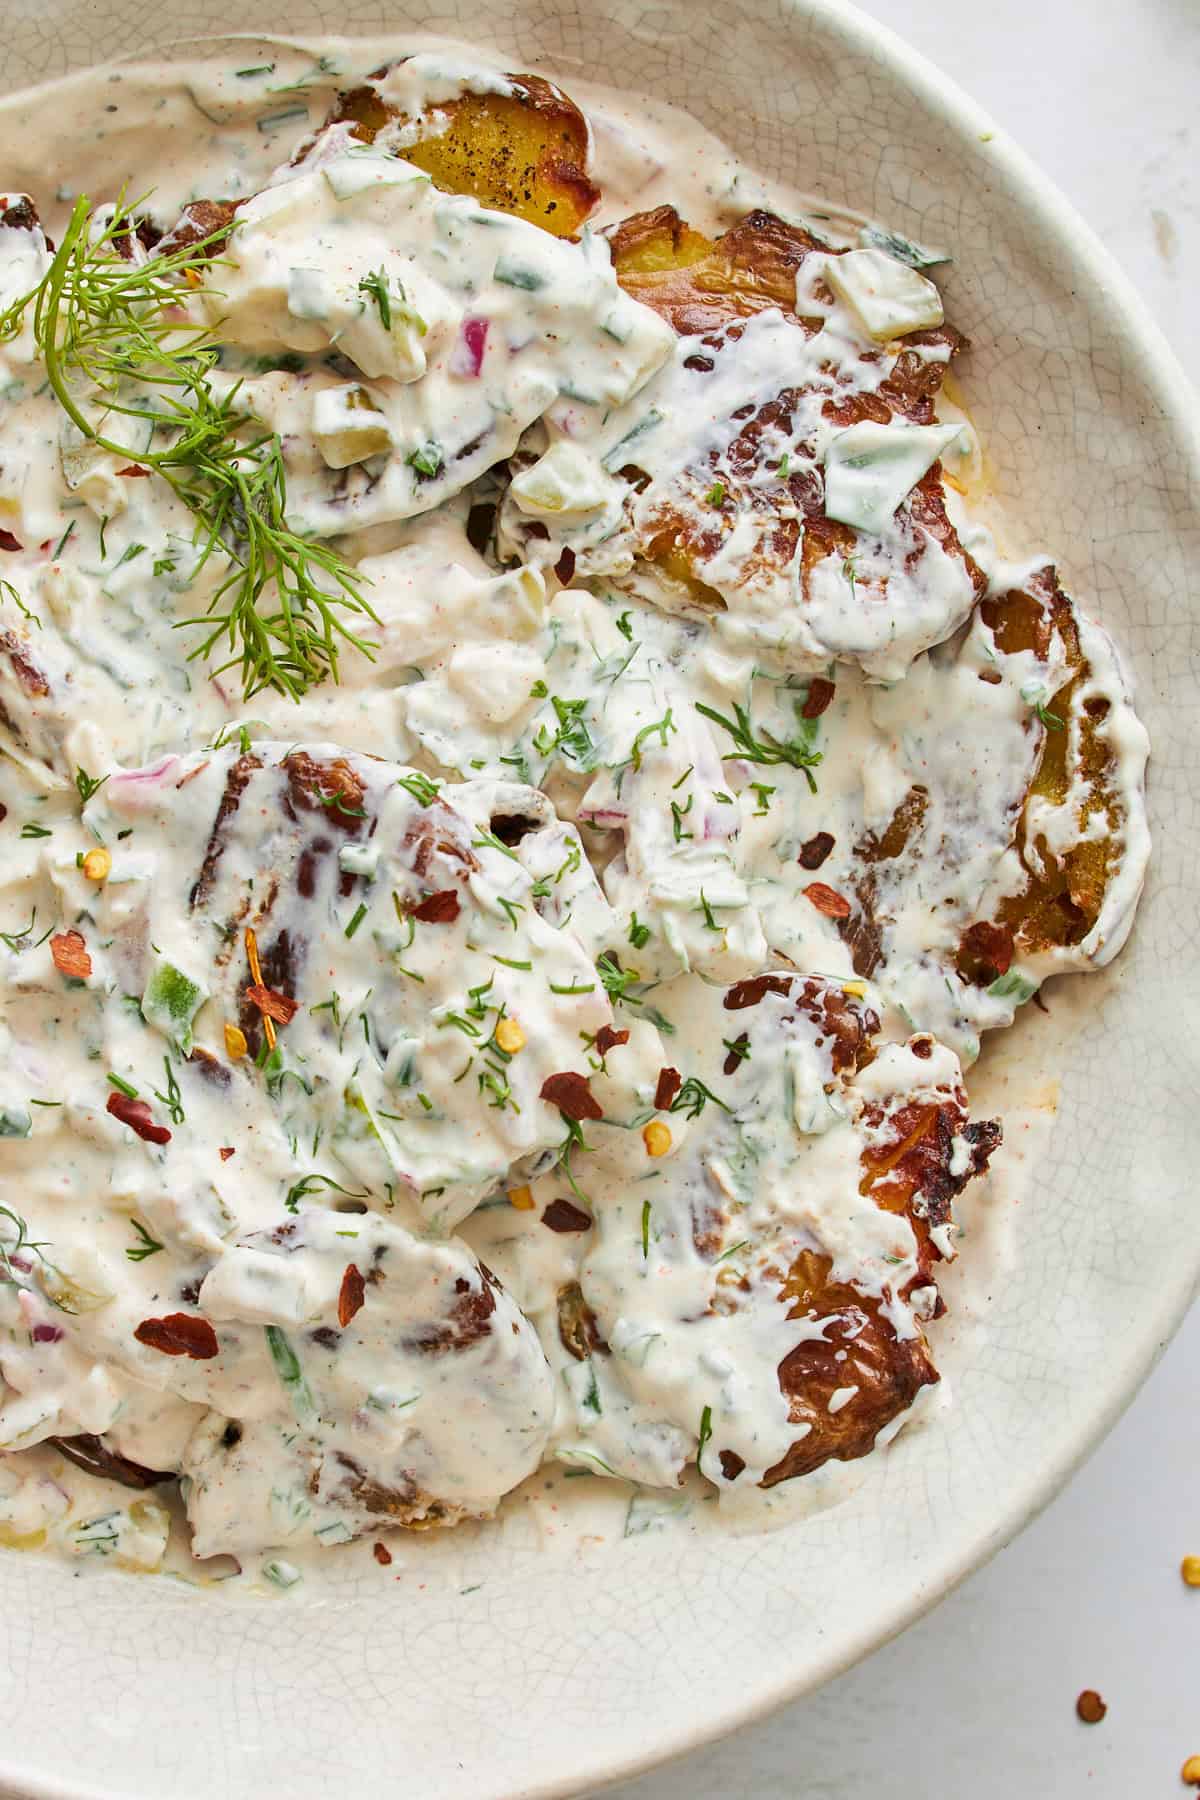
[695,699,823,791]
[0,192,378,701]
[667,1076,730,1120]
[0,1205,48,1285]
[125,1219,165,1262]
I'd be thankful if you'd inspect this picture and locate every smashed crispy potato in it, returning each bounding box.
[608,205,965,404]
[959,565,1143,977]
[763,1252,938,1485]
[608,205,815,333]
[500,204,982,678]
[608,208,970,618]
[318,68,599,236]
[563,974,999,1493]
[782,565,1149,1076]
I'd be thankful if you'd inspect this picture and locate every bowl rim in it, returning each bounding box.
[0,4,1196,1796]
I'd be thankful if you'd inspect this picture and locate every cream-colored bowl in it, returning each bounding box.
[0,4,1195,1796]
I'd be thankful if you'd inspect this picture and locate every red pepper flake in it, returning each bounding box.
[407,889,460,924]
[1075,1690,1106,1725]
[654,1066,682,1110]
[50,929,92,980]
[373,1541,393,1567]
[338,1263,366,1328]
[802,881,851,919]
[540,1070,603,1121]
[244,983,299,1025]
[218,1146,236,1161]
[0,530,22,553]
[594,1024,630,1057]
[798,831,835,870]
[723,973,793,1010]
[801,677,836,719]
[960,920,1014,977]
[554,546,576,585]
[106,1091,172,1145]
[116,465,150,477]
[541,1198,592,1233]
[134,1312,219,1359]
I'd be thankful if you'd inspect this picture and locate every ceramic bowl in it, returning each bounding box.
[0,3,1196,1796]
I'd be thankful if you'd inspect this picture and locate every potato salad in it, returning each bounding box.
[0,43,1148,1581]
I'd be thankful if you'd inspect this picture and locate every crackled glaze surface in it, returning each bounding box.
[0,5,1196,1799]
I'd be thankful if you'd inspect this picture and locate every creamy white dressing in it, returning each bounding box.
[0,37,1150,1588]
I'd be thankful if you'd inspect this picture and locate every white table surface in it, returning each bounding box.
[603,2,1200,1794]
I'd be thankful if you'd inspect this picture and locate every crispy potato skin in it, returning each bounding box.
[602,206,977,618]
[760,1078,998,1485]
[761,1252,938,1486]
[609,203,967,393]
[608,206,827,335]
[836,567,1134,987]
[960,566,1124,974]
[325,71,598,236]
[860,1092,1003,1282]
[714,975,1000,1490]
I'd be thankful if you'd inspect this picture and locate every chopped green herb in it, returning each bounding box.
[0,909,52,952]
[152,1055,186,1125]
[405,440,444,479]
[695,699,822,789]
[596,953,643,1008]
[705,479,726,506]
[615,611,634,641]
[125,1219,164,1262]
[668,1076,730,1120]
[0,579,41,628]
[472,828,521,862]
[986,970,1039,1003]
[628,912,651,951]
[714,1238,751,1264]
[19,822,51,839]
[397,770,441,807]
[641,1199,651,1260]
[284,1172,368,1213]
[670,794,694,842]
[628,709,676,771]
[74,767,108,804]
[344,902,368,939]
[533,694,593,765]
[264,1324,315,1419]
[697,1403,713,1465]
[106,1072,139,1099]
